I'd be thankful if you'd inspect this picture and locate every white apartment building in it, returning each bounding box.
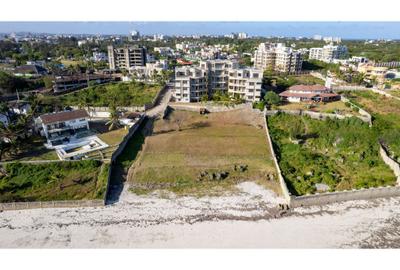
[228,68,262,102]
[173,67,208,102]
[253,43,303,73]
[309,44,348,63]
[199,59,239,93]
[173,60,262,103]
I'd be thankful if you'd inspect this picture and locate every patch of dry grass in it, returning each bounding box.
[129,109,279,196]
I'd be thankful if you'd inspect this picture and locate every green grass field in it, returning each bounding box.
[128,109,279,196]
[60,81,161,107]
[268,113,396,196]
[0,160,110,203]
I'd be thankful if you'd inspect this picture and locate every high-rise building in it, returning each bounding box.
[309,44,348,63]
[107,45,147,70]
[253,43,303,73]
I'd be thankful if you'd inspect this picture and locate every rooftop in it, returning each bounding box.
[40,109,89,125]
[287,84,328,92]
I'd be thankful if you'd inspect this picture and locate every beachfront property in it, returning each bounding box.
[36,109,109,160]
[107,45,147,70]
[37,109,91,146]
[253,43,303,73]
[309,44,348,63]
[279,84,341,103]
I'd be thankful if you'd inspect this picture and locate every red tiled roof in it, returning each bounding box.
[287,84,328,92]
[279,91,340,99]
[40,109,89,124]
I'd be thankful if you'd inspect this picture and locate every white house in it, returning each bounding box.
[37,109,90,146]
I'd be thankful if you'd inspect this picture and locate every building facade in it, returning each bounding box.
[173,67,208,102]
[227,68,262,102]
[253,43,303,73]
[107,45,147,70]
[38,109,90,146]
[309,44,348,63]
[279,85,340,103]
[173,60,262,103]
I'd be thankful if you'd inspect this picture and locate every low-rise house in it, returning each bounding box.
[37,109,90,146]
[279,84,340,103]
[53,74,114,93]
[13,64,48,78]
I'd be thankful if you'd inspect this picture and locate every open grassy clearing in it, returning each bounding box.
[59,81,161,107]
[342,90,400,162]
[0,160,109,203]
[128,109,279,196]
[387,89,400,98]
[277,100,360,116]
[268,113,396,196]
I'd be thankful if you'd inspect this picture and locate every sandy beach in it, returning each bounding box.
[1,182,400,248]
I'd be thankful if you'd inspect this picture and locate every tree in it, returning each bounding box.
[106,104,121,131]
[264,91,281,106]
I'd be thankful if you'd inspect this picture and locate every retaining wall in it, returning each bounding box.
[169,102,253,113]
[0,199,104,211]
[265,109,371,124]
[290,186,400,207]
[380,146,400,184]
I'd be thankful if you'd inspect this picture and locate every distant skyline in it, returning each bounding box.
[0,22,400,39]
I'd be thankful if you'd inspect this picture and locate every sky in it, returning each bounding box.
[0,22,400,39]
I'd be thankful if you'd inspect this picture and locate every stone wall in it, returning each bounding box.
[0,199,104,211]
[380,145,400,185]
[290,186,400,207]
[265,109,371,124]
[169,102,253,113]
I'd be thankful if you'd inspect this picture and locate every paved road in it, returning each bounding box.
[145,85,172,118]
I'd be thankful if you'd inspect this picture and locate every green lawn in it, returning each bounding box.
[128,110,280,196]
[0,160,110,203]
[60,81,161,107]
[268,113,396,196]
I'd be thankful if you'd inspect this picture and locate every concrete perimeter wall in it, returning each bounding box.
[265,109,371,124]
[380,145,400,185]
[0,199,104,211]
[169,102,252,113]
[263,109,292,203]
[103,116,146,201]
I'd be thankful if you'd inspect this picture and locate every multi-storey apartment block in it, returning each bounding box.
[173,67,208,102]
[199,59,239,94]
[173,60,262,103]
[227,68,262,102]
[309,44,348,63]
[107,45,147,70]
[253,43,303,73]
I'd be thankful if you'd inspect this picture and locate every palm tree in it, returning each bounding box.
[106,104,121,131]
